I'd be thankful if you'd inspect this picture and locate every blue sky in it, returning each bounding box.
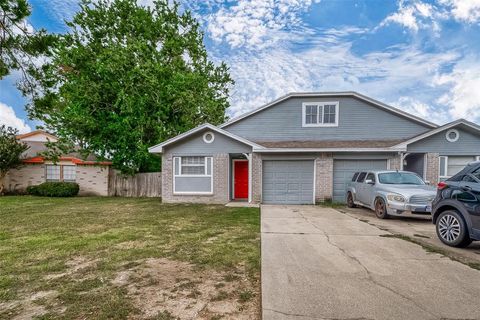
[1,0,480,133]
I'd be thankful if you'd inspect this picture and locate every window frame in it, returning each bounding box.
[302,102,339,127]
[45,164,76,182]
[178,156,208,176]
[439,156,480,180]
[173,156,213,195]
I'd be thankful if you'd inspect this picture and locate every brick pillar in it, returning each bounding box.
[389,154,402,170]
[251,153,262,203]
[315,153,333,202]
[425,153,440,185]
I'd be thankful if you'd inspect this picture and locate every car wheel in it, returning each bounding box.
[436,210,471,248]
[374,198,389,219]
[347,192,356,208]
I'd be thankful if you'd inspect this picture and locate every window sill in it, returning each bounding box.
[173,192,214,196]
[302,124,339,128]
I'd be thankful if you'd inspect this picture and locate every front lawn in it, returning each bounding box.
[0,197,260,319]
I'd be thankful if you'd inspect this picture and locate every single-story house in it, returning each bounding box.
[149,91,480,205]
[5,130,112,195]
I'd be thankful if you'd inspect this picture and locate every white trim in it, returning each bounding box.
[253,147,406,153]
[439,156,449,179]
[313,159,317,204]
[203,131,215,143]
[232,159,248,200]
[302,102,339,127]
[393,119,480,149]
[248,154,252,203]
[422,153,427,180]
[445,129,459,142]
[149,123,263,153]
[220,92,437,129]
[173,156,213,195]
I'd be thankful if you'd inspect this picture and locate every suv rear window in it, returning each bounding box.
[357,172,367,183]
[352,172,359,182]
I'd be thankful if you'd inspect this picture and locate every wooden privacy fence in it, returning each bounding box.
[108,170,162,197]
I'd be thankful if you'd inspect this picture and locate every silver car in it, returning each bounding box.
[346,170,436,219]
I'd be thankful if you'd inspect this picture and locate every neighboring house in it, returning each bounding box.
[5,130,112,195]
[149,92,480,205]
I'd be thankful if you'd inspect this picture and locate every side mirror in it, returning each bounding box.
[365,179,374,185]
[424,180,431,185]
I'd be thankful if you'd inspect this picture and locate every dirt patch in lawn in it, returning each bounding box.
[112,258,260,320]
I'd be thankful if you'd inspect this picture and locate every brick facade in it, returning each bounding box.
[4,164,46,193]
[388,154,402,170]
[425,153,440,185]
[315,153,333,202]
[4,163,109,196]
[251,153,263,203]
[76,165,109,196]
[162,152,229,204]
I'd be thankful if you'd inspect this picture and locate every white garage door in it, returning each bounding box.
[333,159,388,203]
[263,160,315,204]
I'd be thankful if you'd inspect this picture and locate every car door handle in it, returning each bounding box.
[462,185,472,191]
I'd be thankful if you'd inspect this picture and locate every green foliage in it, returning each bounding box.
[24,0,234,174]
[26,182,80,197]
[0,125,29,194]
[0,0,56,78]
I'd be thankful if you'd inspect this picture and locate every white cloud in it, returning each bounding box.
[202,0,320,48]
[391,96,450,124]
[220,30,460,121]
[439,0,480,23]
[0,102,31,133]
[434,57,480,119]
[379,0,445,33]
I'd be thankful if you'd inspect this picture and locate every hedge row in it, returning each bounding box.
[27,182,80,197]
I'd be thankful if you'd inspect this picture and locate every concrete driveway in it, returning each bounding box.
[341,206,480,264]
[261,205,480,320]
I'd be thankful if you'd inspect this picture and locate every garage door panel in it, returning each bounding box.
[263,160,314,204]
[333,159,387,203]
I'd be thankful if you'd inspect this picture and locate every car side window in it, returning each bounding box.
[452,189,477,202]
[352,172,359,182]
[365,173,375,183]
[462,175,477,183]
[470,167,480,181]
[357,172,367,183]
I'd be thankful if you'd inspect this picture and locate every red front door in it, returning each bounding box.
[234,160,249,199]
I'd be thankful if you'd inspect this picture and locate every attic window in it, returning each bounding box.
[446,129,459,142]
[302,102,339,127]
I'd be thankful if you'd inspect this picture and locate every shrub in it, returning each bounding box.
[27,182,80,197]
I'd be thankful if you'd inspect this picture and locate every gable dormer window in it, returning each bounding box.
[302,102,339,127]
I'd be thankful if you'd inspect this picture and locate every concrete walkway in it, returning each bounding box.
[261,205,480,320]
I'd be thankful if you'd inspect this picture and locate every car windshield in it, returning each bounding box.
[378,172,425,185]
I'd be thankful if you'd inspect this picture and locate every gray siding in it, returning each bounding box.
[407,127,480,155]
[224,96,431,141]
[164,129,252,155]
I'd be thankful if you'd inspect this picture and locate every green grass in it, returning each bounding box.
[0,196,260,319]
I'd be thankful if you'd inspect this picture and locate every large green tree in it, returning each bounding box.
[23,0,233,173]
[0,0,54,79]
[0,125,28,195]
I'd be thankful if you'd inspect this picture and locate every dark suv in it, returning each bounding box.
[432,161,480,247]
